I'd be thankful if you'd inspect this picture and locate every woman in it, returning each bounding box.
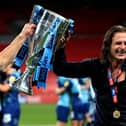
[53,25,126,126]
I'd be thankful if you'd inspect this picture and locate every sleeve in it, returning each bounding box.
[53,48,98,78]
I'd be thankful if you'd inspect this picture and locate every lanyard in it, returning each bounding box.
[108,68,122,104]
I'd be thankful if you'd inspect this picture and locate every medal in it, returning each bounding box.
[113,110,120,119]
[108,68,122,119]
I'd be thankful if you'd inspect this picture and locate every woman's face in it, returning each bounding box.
[110,32,126,61]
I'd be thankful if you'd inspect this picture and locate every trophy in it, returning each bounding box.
[31,9,74,88]
[13,68,33,95]
[12,5,44,95]
[14,7,74,95]
[13,4,44,68]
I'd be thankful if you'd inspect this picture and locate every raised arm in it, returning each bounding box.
[0,23,36,70]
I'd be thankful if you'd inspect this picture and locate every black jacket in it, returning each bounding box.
[53,48,126,126]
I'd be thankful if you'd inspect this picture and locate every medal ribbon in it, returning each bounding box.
[108,68,122,104]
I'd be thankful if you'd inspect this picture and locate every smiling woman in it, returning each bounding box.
[110,32,126,60]
[52,24,126,126]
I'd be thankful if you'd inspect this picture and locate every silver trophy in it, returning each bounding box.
[14,7,74,95]
[12,4,44,95]
[13,68,33,95]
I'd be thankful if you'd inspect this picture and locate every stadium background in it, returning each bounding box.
[0,0,126,125]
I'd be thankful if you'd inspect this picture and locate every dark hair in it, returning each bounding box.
[100,25,126,64]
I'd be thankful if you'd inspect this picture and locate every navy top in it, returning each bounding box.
[53,48,126,126]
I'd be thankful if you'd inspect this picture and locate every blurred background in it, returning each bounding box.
[0,0,126,125]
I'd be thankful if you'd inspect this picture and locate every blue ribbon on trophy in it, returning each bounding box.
[11,5,44,95]
[32,10,74,88]
[33,17,61,88]
[50,18,74,70]
[13,4,44,68]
